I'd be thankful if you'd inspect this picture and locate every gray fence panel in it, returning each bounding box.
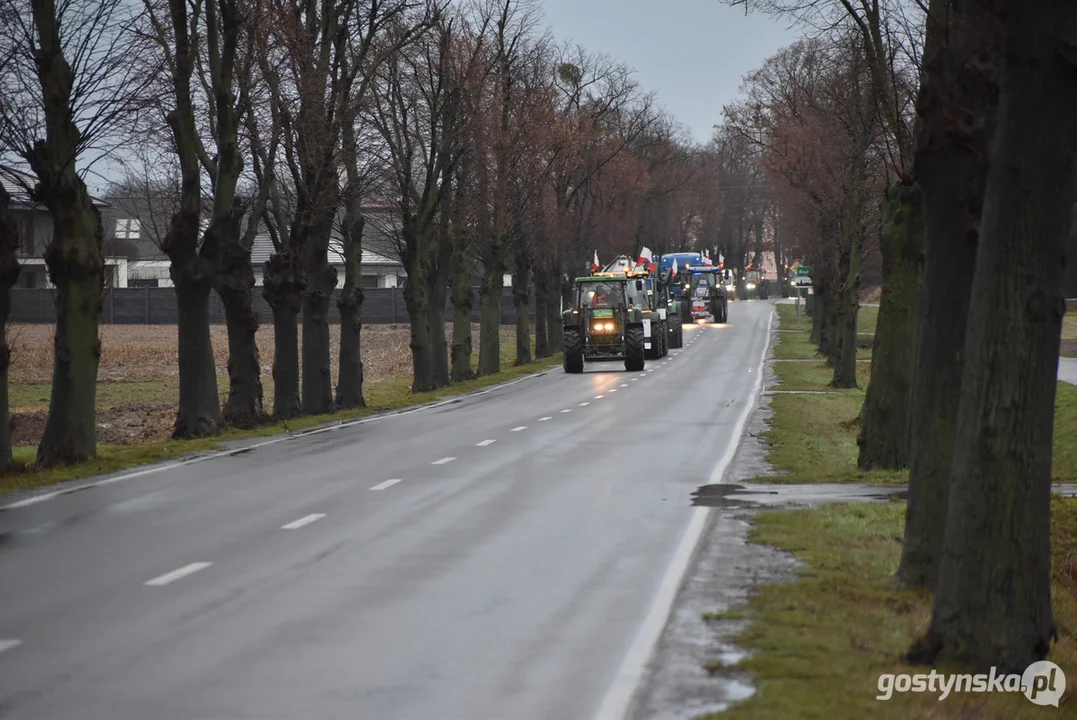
[8,286,536,325]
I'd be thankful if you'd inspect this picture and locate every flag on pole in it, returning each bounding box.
[636,246,655,271]
[672,258,679,277]
[702,249,713,266]
[591,250,600,272]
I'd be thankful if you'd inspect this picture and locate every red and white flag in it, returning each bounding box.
[672,258,679,277]
[591,250,600,272]
[702,249,713,266]
[636,246,655,271]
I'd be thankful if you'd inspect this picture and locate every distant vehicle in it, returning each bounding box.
[562,274,647,373]
[678,267,729,324]
[658,252,704,303]
[740,267,769,300]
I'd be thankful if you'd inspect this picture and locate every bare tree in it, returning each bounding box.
[336,0,438,408]
[0,176,22,471]
[894,0,1001,590]
[0,0,146,466]
[912,0,1077,671]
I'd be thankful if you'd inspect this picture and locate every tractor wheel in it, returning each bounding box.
[719,300,728,323]
[661,323,669,356]
[625,326,645,371]
[676,323,685,347]
[563,329,584,373]
[669,322,682,349]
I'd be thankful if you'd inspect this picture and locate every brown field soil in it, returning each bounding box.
[7,322,527,446]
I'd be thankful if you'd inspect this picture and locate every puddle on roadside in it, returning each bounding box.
[690,483,778,508]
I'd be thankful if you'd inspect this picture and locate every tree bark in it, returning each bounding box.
[173,273,221,437]
[831,227,861,388]
[857,183,925,467]
[216,206,263,428]
[301,220,337,416]
[0,187,22,470]
[427,227,451,389]
[478,253,505,376]
[897,0,1001,588]
[450,244,475,382]
[512,248,532,365]
[911,0,1077,670]
[534,264,551,358]
[336,211,365,410]
[263,252,302,419]
[404,268,434,393]
[28,0,105,466]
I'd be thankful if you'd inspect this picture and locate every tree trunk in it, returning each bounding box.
[404,265,434,393]
[216,214,263,428]
[450,246,475,382]
[173,276,222,437]
[263,252,302,419]
[831,233,861,388]
[27,0,105,466]
[513,249,532,366]
[896,0,1001,589]
[336,212,365,410]
[912,0,1077,670]
[857,183,925,468]
[301,222,337,416]
[478,254,505,376]
[534,265,550,358]
[0,188,21,470]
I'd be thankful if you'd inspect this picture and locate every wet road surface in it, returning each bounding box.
[0,301,777,720]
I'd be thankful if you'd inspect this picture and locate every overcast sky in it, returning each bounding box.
[539,0,800,144]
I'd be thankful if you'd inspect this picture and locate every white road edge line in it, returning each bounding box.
[145,562,213,587]
[1,365,558,512]
[592,308,774,720]
[431,457,456,465]
[511,426,527,432]
[476,439,496,446]
[0,639,22,654]
[281,513,325,530]
[370,478,402,491]
[538,416,552,421]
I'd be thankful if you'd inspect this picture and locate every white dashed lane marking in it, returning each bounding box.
[539,416,552,421]
[281,513,325,530]
[431,457,456,465]
[561,409,572,413]
[0,640,22,654]
[511,426,527,432]
[145,562,213,587]
[370,478,403,491]
[579,402,589,406]
[595,395,604,399]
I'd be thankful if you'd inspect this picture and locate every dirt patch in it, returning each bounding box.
[7,323,526,385]
[11,404,178,446]
[1062,338,1077,358]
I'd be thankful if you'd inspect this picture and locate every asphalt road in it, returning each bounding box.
[0,299,776,720]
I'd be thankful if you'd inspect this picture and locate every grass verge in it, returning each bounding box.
[0,353,561,496]
[703,301,1077,717]
[705,498,1077,719]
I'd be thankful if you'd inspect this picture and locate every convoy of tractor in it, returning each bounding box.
[562,249,773,373]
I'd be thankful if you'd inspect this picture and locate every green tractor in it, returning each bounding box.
[562,275,647,373]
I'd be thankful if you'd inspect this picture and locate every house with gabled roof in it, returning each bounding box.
[1,166,131,288]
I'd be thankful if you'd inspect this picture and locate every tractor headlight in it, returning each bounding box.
[747,283,756,290]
